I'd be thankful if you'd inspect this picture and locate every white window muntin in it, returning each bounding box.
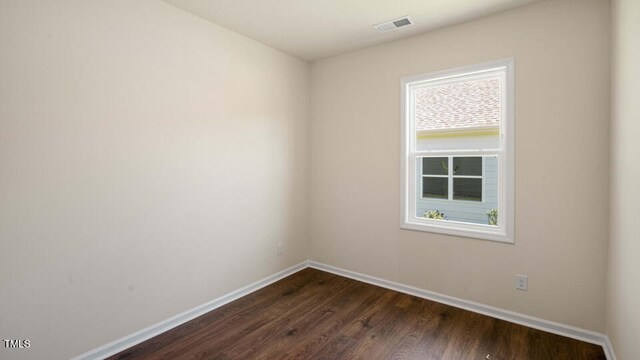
[420,155,485,203]
[400,58,514,243]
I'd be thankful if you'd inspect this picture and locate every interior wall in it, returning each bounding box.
[0,1,309,359]
[310,0,610,332]
[607,0,640,358]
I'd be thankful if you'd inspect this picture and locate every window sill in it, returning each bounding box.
[401,219,513,243]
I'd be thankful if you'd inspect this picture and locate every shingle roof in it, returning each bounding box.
[415,77,500,131]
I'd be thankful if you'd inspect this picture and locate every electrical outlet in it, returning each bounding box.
[515,274,528,291]
[277,243,284,256]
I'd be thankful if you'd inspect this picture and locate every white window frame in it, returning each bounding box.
[400,58,515,243]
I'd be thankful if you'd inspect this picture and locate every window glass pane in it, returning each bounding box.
[422,157,448,175]
[453,178,482,201]
[423,177,448,199]
[414,75,502,152]
[453,157,482,176]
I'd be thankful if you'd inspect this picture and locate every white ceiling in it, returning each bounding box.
[163,0,541,62]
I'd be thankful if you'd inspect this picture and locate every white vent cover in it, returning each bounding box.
[374,16,413,33]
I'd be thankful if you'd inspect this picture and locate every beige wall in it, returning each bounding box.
[607,0,640,358]
[310,0,610,332]
[0,1,309,359]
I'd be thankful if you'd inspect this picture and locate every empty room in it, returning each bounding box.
[1,0,638,359]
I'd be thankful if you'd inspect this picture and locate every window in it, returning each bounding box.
[422,156,483,202]
[401,59,514,242]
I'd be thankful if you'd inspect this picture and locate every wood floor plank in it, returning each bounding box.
[282,288,398,360]
[108,268,606,360]
[216,277,368,359]
[114,269,328,359]
[164,271,351,360]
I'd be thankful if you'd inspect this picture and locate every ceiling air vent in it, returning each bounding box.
[374,16,413,33]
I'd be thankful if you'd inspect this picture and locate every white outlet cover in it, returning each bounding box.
[515,274,528,291]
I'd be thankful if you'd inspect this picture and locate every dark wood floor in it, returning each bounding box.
[108,268,605,360]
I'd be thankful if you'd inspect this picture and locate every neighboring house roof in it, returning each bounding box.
[415,77,500,132]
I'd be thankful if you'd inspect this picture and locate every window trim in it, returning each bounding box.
[400,58,515,243]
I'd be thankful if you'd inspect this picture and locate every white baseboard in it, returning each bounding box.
[74,259,615,360]
[71,261,308,360]
[308,261,614,360]
[602,335,617,360]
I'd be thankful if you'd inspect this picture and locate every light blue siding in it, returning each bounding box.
[416,156,498,225]
[416,133,499,151]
